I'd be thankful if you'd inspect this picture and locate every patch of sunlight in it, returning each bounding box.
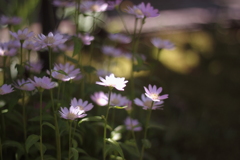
[105,20,124,33]
[158,49,200,74]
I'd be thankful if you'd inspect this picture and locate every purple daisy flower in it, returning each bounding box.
[0,42,18,57]
[134,94,164,110]
[124,117,142,131]
[78,33,94,45]
[151,38,175,50]
[90,91,108,106]
[109,92,129,106]
[0,84,14,95]
[35,32,68,49]
[71,98,94,112]
[13,79,35,91]
[10,28,34,41]
[96,73,128,91]
[0,16,21,25]
[108,33,131,44]
[47,63,80,81]
[23,40,40,51]
[107,0,122,10]
[102,46,122,57]
[125,2,159,19]
[59,106,87,120]
[52,0,75,7]
[144,84,168,102]
[29,76,57,90]
[80,1,108,13]
[25,61,43,73]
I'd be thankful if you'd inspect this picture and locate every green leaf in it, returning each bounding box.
[78,116,103,125]
[82,65,96,74]
[133,64,149,72]
[15,64,25,75]
[71,147,79,160]
[3,140,24,153]
[111,125,125,141]
[1,109,8,114]
[25,134,40,153]
[35,142,47,155]
[120,143,139,157]
[65,55,79,64]
[76,148,88,155]
[141,139,151,149]
[106,138,125,159]
[148,124,166,130]
[111,106,127,109]
[42,122,56,130]
[72,36,82,57]
[72,139,78,148]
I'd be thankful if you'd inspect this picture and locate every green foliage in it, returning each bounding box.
[25,134,40,153]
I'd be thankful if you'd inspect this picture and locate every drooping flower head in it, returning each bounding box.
[151,38,175,50]
[107,0,122,10]
[80,1,108,13]
[59,106,87,120]
[134,94,164,110]
[29,76,57,91]
[109,92,129,106]
[124,117,142,131]
[47,63,80,81]
[90,91,108,106]
[0,84,14,95]
[35,32,68,49]
[78,33,94,45]
[10,28,34,42]
[125,2,159,19]
[96,73,128,91]
[144,84,168,102]
[108,33,131,44]
[0,16,21,25]
[71,98,94,112]
[13,79,35,91]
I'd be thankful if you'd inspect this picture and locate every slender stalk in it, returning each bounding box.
[0,109,3,160]
[22,91,28,159]
[3,56,6,83]
[20,41,23,66]
[50,89,61,160]
[27,50,31,65]
[140,101,154,160]
[116,7,130,35]
[48,47,53,78]
[103,88,112,160]
[157,48,162,60]
[68,121,73,160]
[0,136,2,160]
[39,91,43,160]
[130,119,140,156]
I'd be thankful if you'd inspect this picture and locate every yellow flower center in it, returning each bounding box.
[134,9,143,15]
[44,37,55,44]
[77,105,84,110]
[66,112,76,120]
[143,100,152,108]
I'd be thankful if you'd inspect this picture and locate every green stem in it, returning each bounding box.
[22,91,28,159]
[39,91,43,160]
[68,121,73,160]
[116,7,130,35]
[50,89,61,160]
[130,119,140,156]
[103,88,112,160]
[20,41,23,67]
[140,101,154,160]
[0,136,2,160]
[157,48,162,60]
[3,56,6,84]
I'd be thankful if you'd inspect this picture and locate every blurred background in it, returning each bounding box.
[1,0,240,159]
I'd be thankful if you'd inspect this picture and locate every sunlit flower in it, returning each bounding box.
[59,106,87,120]
[90,91,108,106]
[124,117,142,131]
[134,94,164,110]
[0,84,14,95]
[52,0,75,7]
[36,32,68,49]
[107,0,122,10]
[71,98,94,112]
[25,61,43,73]
[102,46,122,57]
[14,79,35,91]
[0,43,17,56]
[10,28,34,41]
[78,33,94,45]
[125,2,159,19]
[29,76,57,90]
[96,73,128,91]
[144,84,168,102]
[80,1,108,13]
[47,63,80,81]
[151,38,175,50]
[108,33,131,43]
[109,92,129,106]
[0,16,21,25]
